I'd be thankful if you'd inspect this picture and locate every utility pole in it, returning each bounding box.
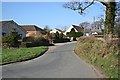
[93,16,96,30]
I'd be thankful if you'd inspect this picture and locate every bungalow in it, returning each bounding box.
[0,20,26,39]
[91,29,103,35]
[20,25,46,37]
[63,24,84,35]
[84,28,91,36]
[50,28,64,34]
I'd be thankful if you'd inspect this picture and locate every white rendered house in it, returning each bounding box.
[63,24,84,35]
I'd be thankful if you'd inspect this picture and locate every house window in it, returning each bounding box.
[18,34,22,39]
[2,32,6,36]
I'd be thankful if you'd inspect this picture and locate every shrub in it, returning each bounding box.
[54,31,59,39]
[33,37,49,46]
[22,36,49,47]
[67,32,83,38]
[59,33,64,39]
[53,38,70,43]
[63,38,70,42]
[67,28,83,41]
[2,43,11,48]
[20,42,27,48]
[67,28,76,37]
[75,32,83,37]
[2,31,19,48]
[20,42,33,48]
[22,36,34,42]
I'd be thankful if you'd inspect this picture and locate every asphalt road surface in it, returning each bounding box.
[2,41,104,78]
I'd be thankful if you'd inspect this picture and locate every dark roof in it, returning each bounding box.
[91,29,103,33]
[72,25,84,32]
[0,20,26,33]
[84,29,91,33]
[55,28,64,33]
[20,25,45,32]
[0,20,13,25]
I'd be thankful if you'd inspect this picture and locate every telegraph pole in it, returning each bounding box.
[93,16,96,29]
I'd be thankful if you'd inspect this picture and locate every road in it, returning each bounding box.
[2,41,104,78]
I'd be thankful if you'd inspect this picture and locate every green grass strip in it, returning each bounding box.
[1,46,48,65]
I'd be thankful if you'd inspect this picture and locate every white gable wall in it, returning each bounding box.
[50,29,61,34]
[63,25,78,35]
[92,32,98,35]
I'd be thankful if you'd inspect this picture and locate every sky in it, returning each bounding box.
[1,2,105,29]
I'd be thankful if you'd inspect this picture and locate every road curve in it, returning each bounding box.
[2,41,104,78]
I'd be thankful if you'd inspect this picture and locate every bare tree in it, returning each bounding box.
[115,1,120,38]
[64,0,116,40]
[91,20,104,30]
[43,25,51,33]
[62,26,68,31]
[79,21,90,29]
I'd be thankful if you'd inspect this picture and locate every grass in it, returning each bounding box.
[74,36,119,78]
[1,46,48,65]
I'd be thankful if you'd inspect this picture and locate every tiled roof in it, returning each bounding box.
[84,29,91,33]
[91,29,103,33]
[55,28,64,33]
[72,25,84,32]
[0,20,13,25]
[0,20,26,33]
[20,25,45,32]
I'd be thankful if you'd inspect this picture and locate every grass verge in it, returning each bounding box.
[1,46,48,65]
[74,36,119,78]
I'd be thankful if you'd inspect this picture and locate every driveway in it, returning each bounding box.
[2,41,104,78]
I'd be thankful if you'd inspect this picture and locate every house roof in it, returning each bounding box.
[84,28,91,33]
[72,25,84,32]
[20,25,45,32]
[0,20,13,25]
[55,28,64,33]
[91,29,103,33]
[0,20,26,33]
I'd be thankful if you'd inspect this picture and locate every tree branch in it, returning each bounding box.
[63,0,109,14]
[81,0,95,11]
[94,0,108,6]
[99,2,107,6]
[63,0,95,14]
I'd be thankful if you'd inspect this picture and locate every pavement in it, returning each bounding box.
[2,41,104,78]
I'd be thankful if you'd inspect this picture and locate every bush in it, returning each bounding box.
[53,38,70,43]
[20,42,26,48]
[59,33,64,39]
[67,29,83,41]
[67,32,83,38]
[2,43,11,48]
[33,37,49,46]
[63,38,70,42]
[75,32,83,37]
[22,36,49,47]
[22,36,34,42]
[2,32,19,48]
[20,42,32,48]
[54,32,59,39]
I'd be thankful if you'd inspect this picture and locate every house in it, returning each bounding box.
[63,24,84,35]
[20,25,46,37]
[50,28,64,34]
[91,29,103,35]
[84,28,91,36]
[0,20,26,39]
